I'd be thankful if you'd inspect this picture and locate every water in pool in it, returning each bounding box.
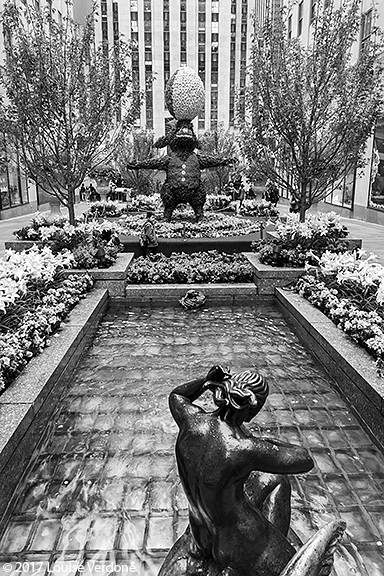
[0,304,383,576]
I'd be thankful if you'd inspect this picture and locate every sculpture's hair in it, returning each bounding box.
[213,370,269,415]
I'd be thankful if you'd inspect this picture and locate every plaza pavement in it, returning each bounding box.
[1,200,384,260]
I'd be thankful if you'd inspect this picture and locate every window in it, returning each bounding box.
[288,15,292,40]
[0,136,25,211]
[361,9,373,54]
[298,2,303,36]
[310,0,316,22]
[369,117,384,210]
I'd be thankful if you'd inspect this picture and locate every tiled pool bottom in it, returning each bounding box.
[1,304,384,576]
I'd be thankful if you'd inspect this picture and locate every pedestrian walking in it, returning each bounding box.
[139,211,159,256]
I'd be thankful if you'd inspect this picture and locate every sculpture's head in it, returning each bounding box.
[154,119,199,152]
[212,370,269,424]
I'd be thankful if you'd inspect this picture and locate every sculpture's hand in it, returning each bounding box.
[205,365,231,383]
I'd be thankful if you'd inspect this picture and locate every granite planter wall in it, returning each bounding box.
[5,240,44,252]
[243,252,305,295]
[63,253,134,297]
[0,289,108,527]
[122,282,264,306]
[119,233,261,257]
[276,288,384,452]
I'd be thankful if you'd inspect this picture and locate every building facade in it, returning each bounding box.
[0,0,93,220]
[274,0,384,224]
[95,0,258,138]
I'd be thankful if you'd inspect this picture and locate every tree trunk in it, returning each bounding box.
[299,181,307,222]
[67,187,76,225]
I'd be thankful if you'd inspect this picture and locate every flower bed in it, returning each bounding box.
[85,200,126,218]
[205,193,232,211]
[120,210,260,238]
[296,250,384,372]
[240,199,279,219]
[13,213,123,268]
[126,251,253,284]
[126,193,162,213]
[0,247,94,392]
[252,212,350,267]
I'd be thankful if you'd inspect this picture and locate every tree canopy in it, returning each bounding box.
[0,2,139,223]
[114,128,160,196]
[238,0,384,220]
[199,123,239,193]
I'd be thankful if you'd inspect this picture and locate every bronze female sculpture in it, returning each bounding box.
[159,366,345,576]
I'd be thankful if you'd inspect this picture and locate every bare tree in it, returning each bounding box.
[239,0,384,221]
[114,128,160,196]
[199,123,239,193]
[0,2,139,223]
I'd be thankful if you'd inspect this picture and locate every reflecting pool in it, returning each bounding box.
[0,304,384,576]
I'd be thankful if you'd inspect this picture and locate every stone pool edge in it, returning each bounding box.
[276,287,384,451]
[122,282,268,305]
[0,288,109,528]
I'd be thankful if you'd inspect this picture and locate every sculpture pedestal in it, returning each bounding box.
[158,528,221,576]
[46,199,63,222]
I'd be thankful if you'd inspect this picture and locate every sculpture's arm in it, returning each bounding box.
[197,153,237,170]
[235,436,314,478]
[169,366,229,428]
[126,156,169,171]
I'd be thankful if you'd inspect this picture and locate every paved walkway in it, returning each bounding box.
[0,203,90,257]
[1,202,384,261]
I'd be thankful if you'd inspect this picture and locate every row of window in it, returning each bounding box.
[0,137,29,211]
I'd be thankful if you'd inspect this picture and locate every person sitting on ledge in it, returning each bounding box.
[167,366,314,576]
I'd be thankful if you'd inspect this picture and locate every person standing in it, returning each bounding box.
[140,211,159,256]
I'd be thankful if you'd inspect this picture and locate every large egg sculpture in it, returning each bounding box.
[165,66,205,121]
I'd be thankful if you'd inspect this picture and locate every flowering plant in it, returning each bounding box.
[126,251,253,284]
[205,194,232,212]
[296,250,384,372]
[0,246,74,315]
[240,199,279,219]
[0,247,93,392]
[253,212,349,267]
[86,201,126,218]
[14,213,123,268]
[126,193,162,213]
[120,210,260,238]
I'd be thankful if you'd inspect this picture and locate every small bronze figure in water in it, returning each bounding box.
[159,366,345,576]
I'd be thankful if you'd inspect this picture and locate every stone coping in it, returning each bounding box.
[0,288,108,525]
[243,252,305,295]
[63,253,134,297]
[276,287,384,451]
[4,240,43,251]
[119,234,261,257]
[63,252,133,280]
[124,282,266,305]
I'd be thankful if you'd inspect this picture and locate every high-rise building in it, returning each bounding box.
[95,0,258,137]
